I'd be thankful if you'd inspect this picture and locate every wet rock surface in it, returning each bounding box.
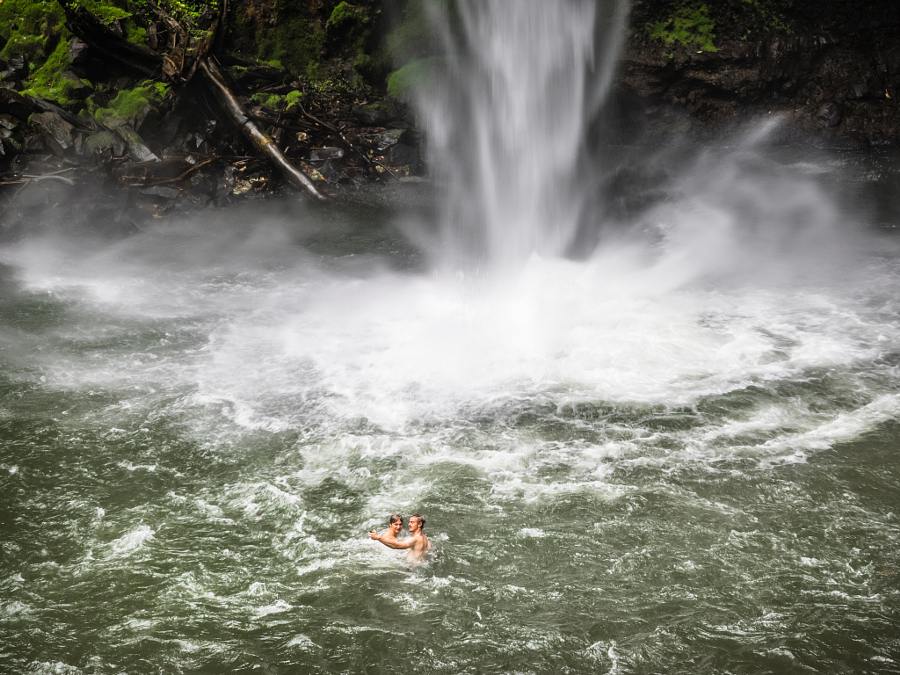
[623,0,900,146]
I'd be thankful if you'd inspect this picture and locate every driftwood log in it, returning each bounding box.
[199,58,324,200]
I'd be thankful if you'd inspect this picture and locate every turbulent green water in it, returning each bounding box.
[1,184,899,674]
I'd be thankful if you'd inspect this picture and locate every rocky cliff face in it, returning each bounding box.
[622,0,900,146]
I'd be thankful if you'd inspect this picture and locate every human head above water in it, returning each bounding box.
[409,513,425,530]
[388,513,403,526]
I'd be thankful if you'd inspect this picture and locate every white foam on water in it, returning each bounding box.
[285,634,317,650]
[194,256,897,436]
[108,524,154,557]
[759,393,900,455]
[517,528,546,539]
[26,662,82,675]
[295,559,336,577]
[117,461,158,472]
[2,148,899,522]
[1,600,30,617]
[254,599,292,617]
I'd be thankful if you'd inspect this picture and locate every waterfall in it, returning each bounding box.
[413,0,631,267]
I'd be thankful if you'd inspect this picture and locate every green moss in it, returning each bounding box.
[284,89,303,110]
[21,37,92,105]
[650,3,718,53]
[0,0,64,60]
[76,1,131,25]
[0,33,46,61]
[250,92,285,110]
[125,23,148,46]
[93,80,169,126]
[386,56,441,100]
[326,1,368,32]
[0,0,63,40]
[157,0,216,22]
[253,14,324,78]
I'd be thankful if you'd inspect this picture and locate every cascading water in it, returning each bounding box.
[415,0,629,266]
[2,2,900,673]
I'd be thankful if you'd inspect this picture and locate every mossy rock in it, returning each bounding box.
[386,56,441,101]
[20,38,94,106]
[92,80,170,128]
[649,3,719,53]
[230,5,325,80]
[82,129,125,157]
[1,33,47,61]
[326,2,369,33]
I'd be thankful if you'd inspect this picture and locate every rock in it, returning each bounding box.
[216,165,235,203]
[225,63,285,90]
[0,114,18,131]
[154,112,184,148]
[817,101,842,127]
[82,130,126,158]
[68,38,91,69]
[308,146,344,161]
[0,56,26,84]
[29,111,75,155]
[0,88,38,120]
[61,71,92,100]
[372,128,405,151]
[114,125,159,162]
[387,142,420,169]
[352,102,395,126]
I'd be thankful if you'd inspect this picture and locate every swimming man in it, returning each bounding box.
[371,513,404,544]
[370,513,431,562]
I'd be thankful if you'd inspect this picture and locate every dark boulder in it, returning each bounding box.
[29,111,76,155]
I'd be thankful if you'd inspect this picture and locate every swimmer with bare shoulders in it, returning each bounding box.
[370,513,403,545]
[370,513,431,562]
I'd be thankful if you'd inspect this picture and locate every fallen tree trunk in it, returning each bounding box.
[198,58,325,201]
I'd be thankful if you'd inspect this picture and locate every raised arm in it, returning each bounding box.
[369,531,413,549]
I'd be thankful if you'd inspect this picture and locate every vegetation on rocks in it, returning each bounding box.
[20,37,90,105]
[649,3,718,53]
[0,0,64,61]
[90,80,169,126]
[326,2,369,33]
[75,0,131,24]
